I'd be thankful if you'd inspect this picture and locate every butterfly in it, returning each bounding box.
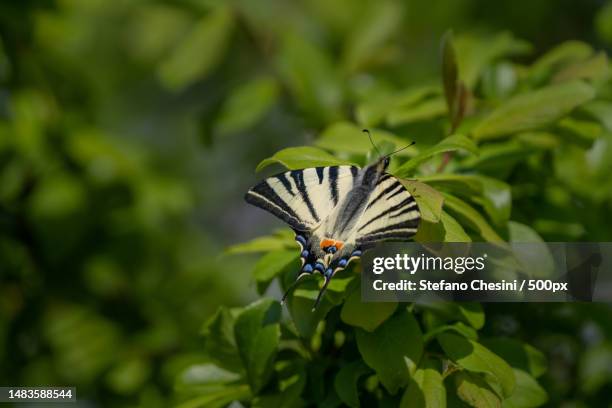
[245,131,421,309]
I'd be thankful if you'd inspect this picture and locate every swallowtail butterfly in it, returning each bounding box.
[245,132,421,309]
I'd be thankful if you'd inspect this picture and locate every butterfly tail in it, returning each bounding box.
[281,272,310,305]
[312,276,332,311]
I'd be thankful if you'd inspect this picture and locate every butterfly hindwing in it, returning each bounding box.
[355,173,420,244]
[245,166,358,231]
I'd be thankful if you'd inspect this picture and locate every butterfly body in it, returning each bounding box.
[245,155,420,308]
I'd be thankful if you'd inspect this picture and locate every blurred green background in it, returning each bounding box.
[2,0,612,406]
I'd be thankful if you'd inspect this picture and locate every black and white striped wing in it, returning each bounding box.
[355,174,420,244]
[245,166,358,231]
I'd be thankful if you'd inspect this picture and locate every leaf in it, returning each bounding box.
[252,249,298,283]
[458,303,485,330]
[481,338,547,379]
[441,30,458,114]
[580,100,612,132]
[316,122,415,156]
[400,180,444,223]
[356,86,440,127]
[177,384,251,408]
[415,211,471,243]
[342,0,404,73]
[158,6,234,90]
[454,371,502,408]
[502,369,547,408]
[334,360,371,408]
[442,193,504,242]
[178,363,241,387]
[255,146,357,172]
[234,299,281,393]
[356,310,424,394]
[287,278,338,339]
[394,134,478,176]
[472,81,595,140]
[341,285,397,332]
[552,52,609,83]
[454,32,532,89]
[528,41,593,85]
[508,222,555,278]
[215,77,279,135]
[400,359,446,408]
[202,307,242,372]
[387,97,447,126]
[277,32,343,121]
[578,343,612,395]
[419,174,511,227]
[438,332,516,398]
[225,231,295,255]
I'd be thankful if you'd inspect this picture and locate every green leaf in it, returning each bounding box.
[342,0,404,73]
[442,193,503,242]
[256,146,357,172]
[508,222,555,278]
[438,332,516,398]
[316,122,415,156]
[225,231,295,255]
[419,174,511,227]
[472,81,595,140]
[454,371,502,408]
[234,299,281,393]
[387,97,447,126]
[287,278,338,339]
[458,303,485,330]
[252,249,298,283]
[415,211,471,243]
[356,86,440,127]
[400,180,444,223]
[158,6,233,90]
[481,338,547,379]
[528,41,593,85]
[578,343,612,395]
[215,77,279,135]
[552,52,609,83]
[442,30,458,114]
[277,32,343,121]
[400,359,446,408]
[418,302,483,331]
[455,32,532,89]
[423,322,478,343]
[177,384,251,408]
[356,310,424,394]
[178,363,241,387]
[502,369,547,408]
[334,360,371,408]
[202,307,242,373]
[580,100,612,132]
[394,134,478,176]
[341,285,397,332]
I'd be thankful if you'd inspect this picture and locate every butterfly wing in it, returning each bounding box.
[245,166,358,231]
[355,173,420,244]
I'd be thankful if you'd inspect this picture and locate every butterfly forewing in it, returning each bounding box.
[245,166,358,230]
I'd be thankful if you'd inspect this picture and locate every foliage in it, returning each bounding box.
[2,0,612,407]
[189,9,612,408]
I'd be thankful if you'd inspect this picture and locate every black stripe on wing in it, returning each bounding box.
[245,180,309,231]
[358,196,417,232]
[290,170,320,222]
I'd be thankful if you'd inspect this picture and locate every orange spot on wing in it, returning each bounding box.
[320,238,344,251]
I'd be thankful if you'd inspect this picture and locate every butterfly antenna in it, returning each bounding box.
[388,141,416,157]
[312,276,332,311]
[363,129,382,158]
